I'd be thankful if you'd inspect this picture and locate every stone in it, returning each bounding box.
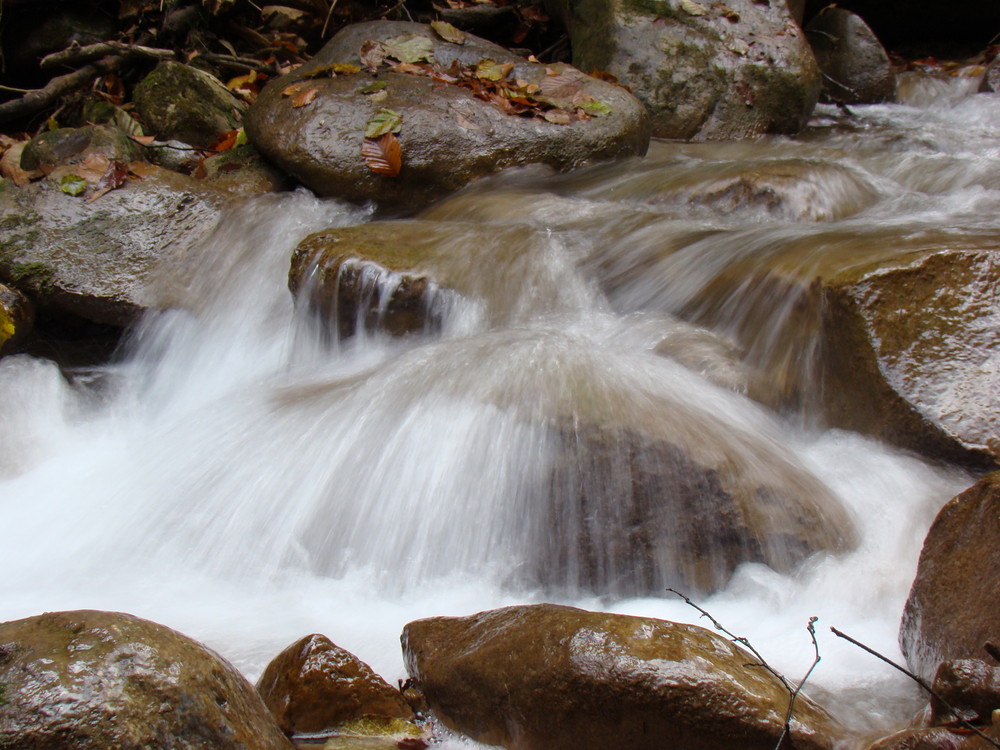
[928,659,1000,726]
[133,61,246,148]
[900,473,1000,684]
[290,219,858,595]
[19,124,143,171]
[0,168,224,327]
[979,58,1000,94]
[0,609,293,749]
[256,634,414,737]
[201,144,291,196]
[545,0,821,140]
[245,21,649,210]
[867,725,1000,749]
[0,282,33,354]
[820,247,1000,468]
[806,7,896,104]
[402,603,843,750]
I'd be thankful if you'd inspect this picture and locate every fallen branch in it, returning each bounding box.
[41,41,175,71]
[0,58,119,124]
[668,589,820,750]
[830,627,1000,749]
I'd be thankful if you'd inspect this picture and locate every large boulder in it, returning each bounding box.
[402,603,843,750]
[820,246,1000,468]
[256,634,415,737]
[805,7,896,104]
[246,21,649,209]
[290,220,858,595]
[133,61,246,148]
[19,124,144,172]
[545,0,821,140]
[0,168,224,327]
[0,609,293,749]
[899,473,1000,684]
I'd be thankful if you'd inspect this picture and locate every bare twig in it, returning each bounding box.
[41,41,175,70]
[668,589,821,750]
[830,627,1000,749]
[0,58,119,124]
[321,0,339,38]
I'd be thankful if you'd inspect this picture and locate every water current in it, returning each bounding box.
[1,72,996,745]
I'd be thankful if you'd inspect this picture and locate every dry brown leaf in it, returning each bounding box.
[360,39,388,70]
[127,161,159,178]
[291,86,319,107]
[0,141,42,186]
[130,134,157,146]
[361,133,402,177]
[281,82,305,97]
[74,153,113,184]
[543,110,573,125]
[431,20,466,44]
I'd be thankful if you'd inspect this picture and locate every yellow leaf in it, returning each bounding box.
[679,0,708,15]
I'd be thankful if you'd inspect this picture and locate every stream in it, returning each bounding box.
[1,72,995,745]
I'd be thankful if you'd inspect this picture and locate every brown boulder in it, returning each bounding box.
[900,473,1000,683]
[246,21,649,210]
[402,603,843,750]
[0,609,292,749]
[929,659,1000,726]
[805,8,896,104]
[256,634,414,737]
[867,726,1000,749]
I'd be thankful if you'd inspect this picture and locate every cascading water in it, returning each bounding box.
[1,72,994,745]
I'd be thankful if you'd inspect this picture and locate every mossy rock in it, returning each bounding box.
[134,60,246,148]
[545,0,821,139]
[0,282,33,354]
[20,124,143,171]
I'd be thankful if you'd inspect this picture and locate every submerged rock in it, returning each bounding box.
[0,282,33,354]
[0,609,293,749]
[133,61,246,148]
[403,603,843,750]
[805,7,896,104]
[246,21,649,209]
[256,633,415,737]
[0,168,224,327]
[900,473,1000,684]
[545,0,821,140]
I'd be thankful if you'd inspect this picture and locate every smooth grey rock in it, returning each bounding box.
[806,7,896,104]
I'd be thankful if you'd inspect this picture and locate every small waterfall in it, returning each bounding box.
[0,73,993,743]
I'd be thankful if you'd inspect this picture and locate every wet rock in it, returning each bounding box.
[134,61,246,148]
[821,247,1000,467]
[0,168,224,327]
[256,633,414,737]
[545,0,821,140]
[979,58,1000,94]
[246,21,649,210]
[403,603,843,750]
[929,659,1000,726]
[806,7,896,104]
[0,282,33,354]
[202,144,291,196]
[20,124,143,171]
[867,725,1000,749]
[900,474,1000,684]
[0,609,293,749]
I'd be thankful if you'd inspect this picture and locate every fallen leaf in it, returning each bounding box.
[307,62,362,78]
[281,82,305,97]
[476,58,514,81]
[361,133,402,177]
[382,33,435,64]
[365,108,403,138]
[292,86,319,107]
[679,0,708,15]
[127,161,159,178]
[59,174,87,196]
[130,135,157,146]
[537,70,590,108]
[0,141,43,186]
[543,109,573,124]
[577,99,612,116]
[212,129,242,151]
[357,80,389,94]
[360,40,387,70]
[74,153,113,183]
[87,160,129,202]
[393,62,432,75]
[431,20,466,44]
[227,70,258,91]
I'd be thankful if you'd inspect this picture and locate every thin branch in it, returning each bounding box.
[0,58,119,124]
[41,41,175,71]
[830,627,1000,749]
[776,617,821,749]
[321,0,340,38]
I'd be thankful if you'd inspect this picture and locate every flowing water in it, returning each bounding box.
[1,72,996,745]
